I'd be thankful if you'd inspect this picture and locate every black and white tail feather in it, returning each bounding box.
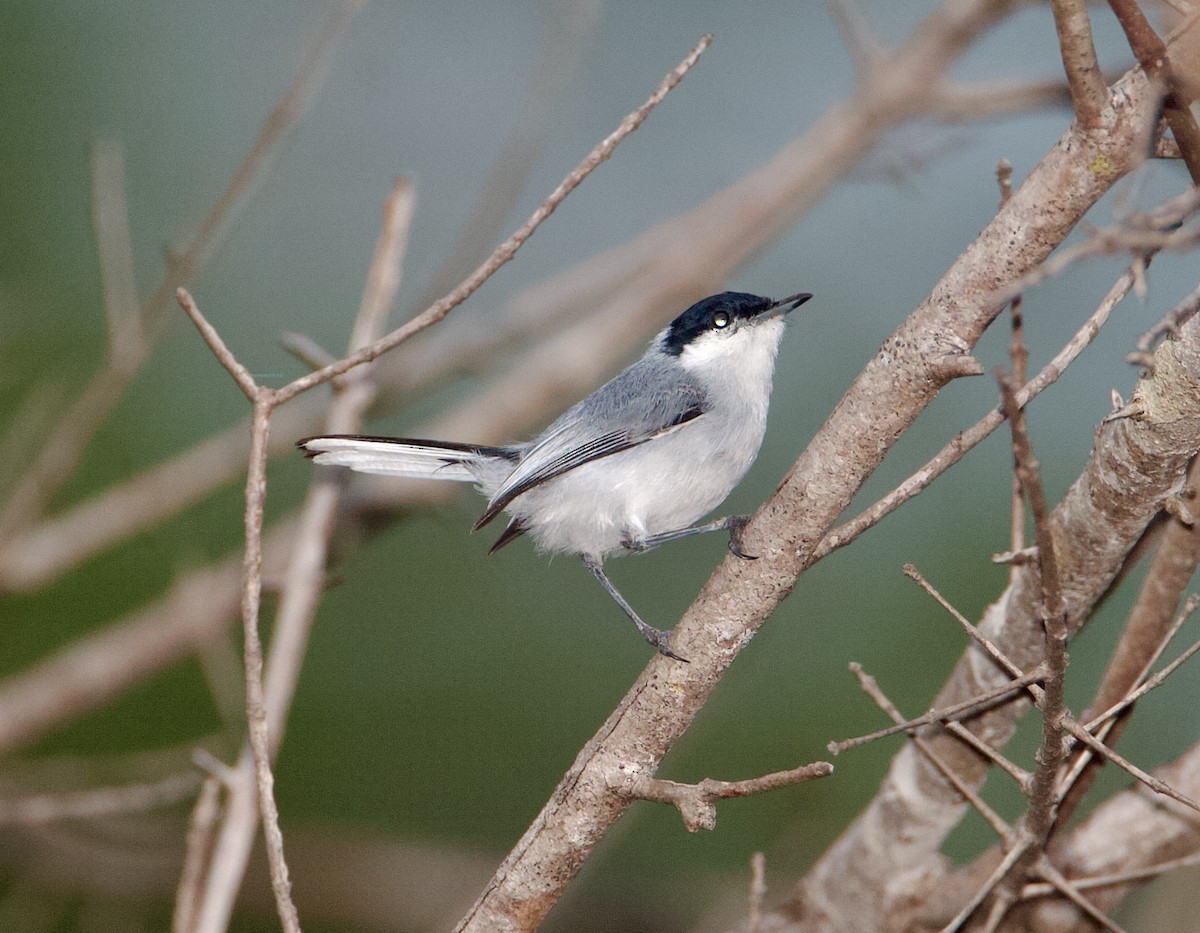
[299,290,811,659]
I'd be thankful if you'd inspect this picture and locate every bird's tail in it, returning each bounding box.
[297,435,515,482]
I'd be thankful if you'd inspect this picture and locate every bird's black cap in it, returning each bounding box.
[661,291,812,356]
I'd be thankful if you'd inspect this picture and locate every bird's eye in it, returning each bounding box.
[713,311,730,329]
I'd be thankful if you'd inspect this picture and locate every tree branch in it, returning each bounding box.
[622,762,833,833]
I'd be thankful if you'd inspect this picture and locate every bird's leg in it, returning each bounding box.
[581,554,688,661]
[623,514,758,560]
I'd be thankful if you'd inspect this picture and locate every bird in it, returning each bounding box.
[299,290,811,659]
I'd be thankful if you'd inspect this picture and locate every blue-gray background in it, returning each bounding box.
[3,2,1199,930]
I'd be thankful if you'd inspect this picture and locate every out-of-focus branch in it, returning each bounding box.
[271,34,713,408]
[414,0,603,310]
[1107,0,1200,181]
[0,1,361,543]
[0,772,200,827]
[183,179,416,933]
[1049,0,1108,126]
[930,76,1075,120]
[91,141,145,373]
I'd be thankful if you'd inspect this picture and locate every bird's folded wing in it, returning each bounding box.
[474,404,704,529]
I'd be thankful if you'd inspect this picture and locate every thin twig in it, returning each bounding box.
[624,762,833,833]
[240,396,299,932]
[903,564,1026,680]
[991,372,1070,923]
[175,290,299,933]
[271,33,713,408]
[1060,714,1200,811]
[176,290,261,401]
[1033,857,1129,933]
[814,265,1138,561]
[748,851,766,933]
[0,771,199,826]
[1022,849,1200,898]
[849,663,1015,842]
[942,843,1030,933]
[829,664,1047,754]
[1087,601,1200,729]
[173,776,222,933]
[1126,281,1200,370]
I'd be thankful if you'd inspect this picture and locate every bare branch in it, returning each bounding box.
[174,776,221,933]
[1108,0,1200,181]
[1126,280,1200,369]
[183,178,418,932]
[791,214,1200,930]
[239,394,299,933]
[1033,740,1200,924]
[847,663,1015,844]
[1087,598,1200,729]
[272,33,714,408]
[623,762,832,833]
[814,265,1137,561]
[90,140,144,373]
[0,0,359,543]
[176,289,262,401]
[1049,0,1108,126]
[174,289,299,932]
[830,665,1046,755]
[1023,850,1200,898]
[0,772,199,827]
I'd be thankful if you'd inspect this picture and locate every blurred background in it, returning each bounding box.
[2,1,1199,930]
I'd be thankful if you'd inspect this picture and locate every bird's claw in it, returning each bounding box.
[726,515,757,560]
[649,627,689,662]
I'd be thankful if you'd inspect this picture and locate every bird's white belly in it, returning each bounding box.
[507,415,765,558]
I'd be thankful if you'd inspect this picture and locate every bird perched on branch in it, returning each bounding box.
[301,289,811,659]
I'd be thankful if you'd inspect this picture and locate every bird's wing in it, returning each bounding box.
[474,360,707,529]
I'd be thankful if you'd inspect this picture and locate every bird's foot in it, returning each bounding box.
[726,515,757,560]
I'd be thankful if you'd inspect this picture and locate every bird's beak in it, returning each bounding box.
[759,292,813,320]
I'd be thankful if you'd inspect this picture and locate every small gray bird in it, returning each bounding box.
[300,290,811,659]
